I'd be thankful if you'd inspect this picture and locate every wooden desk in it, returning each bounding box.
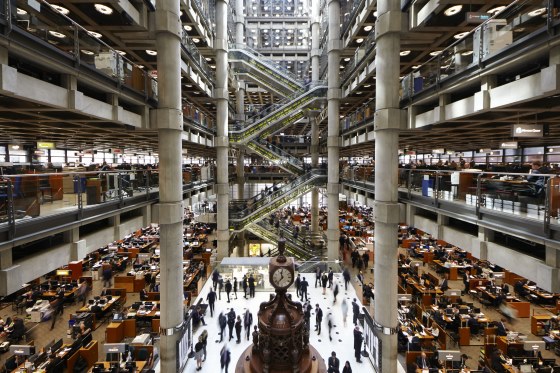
[496,336,523,356]
[506,300,530,318]
[105,322,124,343]
[531,315,551,335]
[87,361,146,373]
[76,296,120,314]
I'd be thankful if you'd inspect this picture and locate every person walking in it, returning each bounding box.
[342,361,352,373]
[327,313,333,341]
[218,277,224,300]
[206,289,217,317]
[343,268,351,291]
[225,279,232,303]
[295,274,301,298]
[212,270,220,290]
[299,277,309,301]
[248,274,256,298]
[341,298,349,327]
[235,315,242,343]
[218,312,227,342]
[242,275,248,299]
[102,265,113,288]
[362,252,369,269]
[328,351,340,373]
[233,277,238,300]
[194,338,204,371]
[303,301,312,329]
[220,345,231,373]
[49,291,65,330]
[353,326,363,363]
[315,267,322,288]
[199,329,208,361]
[321,273,328,295]
[227,309,236,341]
[328,267,334,288]
[352,298,360,325]
[244,310,253,340]
[333,283,339,304]
[315,304,323,335]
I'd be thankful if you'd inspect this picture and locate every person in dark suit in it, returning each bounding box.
[490,346,506,372]
[353,326,363,363]
[328,351,340,373]
[496,318,508,336]
[206,289,216,317]
[440,274,449,291]
[416,351,431,369]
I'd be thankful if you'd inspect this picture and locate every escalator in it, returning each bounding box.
[229,169,326,230]
[229,85,327,144]
[246,139,305,174]
[229,45,303,96]
[247,221,316,260]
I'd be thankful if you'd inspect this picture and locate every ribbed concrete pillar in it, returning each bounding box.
[235,0,245,46]
[310,0,320,82]
[374,1,401,371]
[310,119,319,234]
[216,0,230,260]
[237,150,247,257]
[326,0,340,261]
[154,0,184,370]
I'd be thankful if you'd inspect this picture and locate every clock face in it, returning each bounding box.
[271,267,293,288]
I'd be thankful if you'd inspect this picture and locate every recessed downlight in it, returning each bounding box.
[49,31,66,38]
[94,4,113,15]
[356,38,364,43]
[364,25,373,32]
[51,4,70,14]
[429,50,442,56]
[183,25,192,31]
[205,57,211,61]
[192,38,200,43]
[116,50,126,56]
[146,50,157,56]
[81,49,95,55]
[400,50,411,56]
[344,57,351,61]
[444,5,462,16]
[16,8,27,15]
[454,32,469,39]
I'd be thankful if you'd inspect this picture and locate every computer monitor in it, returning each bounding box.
[397,294,412,302]
[104,343,127,354]
[437,350,461,362]
[51,339,63,352]
[445,308,454,316]
[82,332,92,346]
[520,364,533,373]
[88,299,95,305]
[524,341,546,351]
[10,345,35,356]
[459,308,469,315]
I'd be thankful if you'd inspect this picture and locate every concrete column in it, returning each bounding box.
[154,0,184,370]
[474,75,497,111]
[237,150,247,257]
[437,213,448,240]
[235,0,245,46]
[545,242,560,267]
[0,249,12,270]
[216,0,230,260]
[311,119,319,234]
[405,204,416,227]
[374,1,401,371]
[477,226,493,260]
[236,81,246,122]
[109,214,121,240]
[437,94,450,123]
[142,205,152,227]
[326,0,340,261]
[550,46,560,65]
[0,46,8,65]
[310,0,320,82]
[63,227,80,244]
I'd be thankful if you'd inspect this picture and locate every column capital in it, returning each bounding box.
[154,9,182,38]
[155,108,183,130]
[375,10,402,39]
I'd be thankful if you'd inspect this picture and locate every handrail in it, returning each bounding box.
[249,139,305,171]
[230,43,302,84]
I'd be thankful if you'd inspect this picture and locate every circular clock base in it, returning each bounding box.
[235,344,327,373]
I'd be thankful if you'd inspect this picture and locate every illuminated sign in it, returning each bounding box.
[512,124,544,138]
[499,141,518,149]
[37,142,55,149]
[466,12,491,24]
[432,148,446,154]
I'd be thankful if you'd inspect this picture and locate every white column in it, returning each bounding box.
[326,0,340,261]
[374,1,401,371]
[310,0,320,82]
[154,0,184,370]
[235,0,245,46]
[311,119,319,234]
[216,0,230,260]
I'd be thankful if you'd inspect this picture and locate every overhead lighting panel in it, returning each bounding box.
[399,50,411,56]
[49,31,66,38]
[146,49,158,56]
[454,32,469,39]
[51,4,70,15]
[87,30,102,38]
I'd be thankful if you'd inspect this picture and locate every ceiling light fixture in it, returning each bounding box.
[51,4,70,15]
[454,32,469,39]
[116,50,126,55]
[94,4,113,15]
[429,50,442,56]
[87,30,102,38]
[81,49,94,55]
[444,5,462,16]
[528,8,546,17]
[192,38,200,43]
[49,30,66,38]
[146,49,157,55]
[400,50,411,56]
[184,25,192,31]
[205,57,211,61]
[356,38,364,43]
[16,8,27,15]
[344,57,350,61]
[364,84,371,88]
[364,25,373,32]
[488,6,505,15]
[461,50,473,56]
